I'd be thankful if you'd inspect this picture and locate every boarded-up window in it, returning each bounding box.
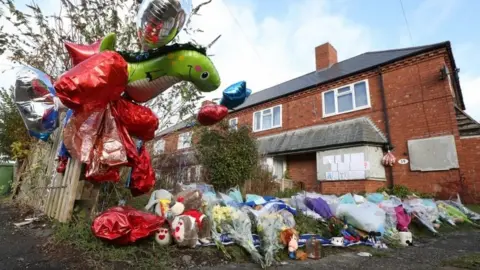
[407,135,459,171]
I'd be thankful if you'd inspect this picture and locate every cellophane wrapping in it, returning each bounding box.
[211,205,264,267]
[257,214,286,267]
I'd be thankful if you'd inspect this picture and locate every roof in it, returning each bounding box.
[156,41,463,137]
[455,106,480,137]
[233,41,452,111]
[257,117,387,155]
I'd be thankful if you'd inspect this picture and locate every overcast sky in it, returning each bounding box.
[1,0,479,120]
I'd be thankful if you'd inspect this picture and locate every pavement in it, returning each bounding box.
[1,202,479,270]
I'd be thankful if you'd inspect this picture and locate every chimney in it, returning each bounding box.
[315,43,337,70]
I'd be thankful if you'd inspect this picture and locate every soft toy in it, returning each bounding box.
[145,189,173,219]
[171,209,212,248]
[154,224,172,246]
[170,189,203,216]
[280,228,299,259]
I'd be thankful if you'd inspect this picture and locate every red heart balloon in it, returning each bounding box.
[64,39,101,67]
[197,104,228,126]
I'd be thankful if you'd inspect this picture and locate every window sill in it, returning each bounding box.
[323,105,371,118]
[318,178,386,182]
[252,125,282,133]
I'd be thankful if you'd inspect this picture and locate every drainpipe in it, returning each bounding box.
[378,67,395,189]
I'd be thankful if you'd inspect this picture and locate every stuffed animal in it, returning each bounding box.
[280,228,299,259]
[154,224,172,246]
[145,189,173,218]
[170,189,203,216]
[171,209,212,248]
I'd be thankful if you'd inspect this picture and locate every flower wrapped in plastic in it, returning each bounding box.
[257,213,285,267]
[211,205,264,266]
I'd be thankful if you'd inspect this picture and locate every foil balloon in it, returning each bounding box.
[54,50,128,112]
[119,42,221,103]
[136,0,191,50]
[92,206,165,245]
[220,81,252,110]
[64,33,117,67]
[197,103,228,126]
[14,66,66,141]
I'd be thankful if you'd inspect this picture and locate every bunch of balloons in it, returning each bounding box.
[13,0,252,196]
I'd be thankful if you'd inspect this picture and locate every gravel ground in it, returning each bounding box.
[1,202,479,270]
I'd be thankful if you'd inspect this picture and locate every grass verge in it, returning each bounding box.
[442,253,480,269]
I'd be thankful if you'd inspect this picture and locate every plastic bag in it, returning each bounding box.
[378,199,401,231]
[336,202,386,234]
[246,194,267,205]
[339,193,355,204]
[395,205,411,231]
[353,194,365,204]
[91,206,164,245]
[305,197,334,219]
[403,199,438,233]
[366,193,385,204]
[227,186,243,204]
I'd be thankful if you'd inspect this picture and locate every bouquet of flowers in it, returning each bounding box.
[257,213,285,267]
[211,205,264,267]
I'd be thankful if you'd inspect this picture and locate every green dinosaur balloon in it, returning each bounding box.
[101,33,221,103]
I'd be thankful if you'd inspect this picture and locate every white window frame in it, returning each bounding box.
[177,132,192,150]
[322,79,371,118]
[252,105,282,132]
[229,117,238,130]
[153,139,165,154]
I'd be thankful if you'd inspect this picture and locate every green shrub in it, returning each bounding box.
[195,122,259,192]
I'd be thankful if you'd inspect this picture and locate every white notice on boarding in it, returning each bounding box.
[350,153,365,171]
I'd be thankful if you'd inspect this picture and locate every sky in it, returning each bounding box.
[1,0,480,120]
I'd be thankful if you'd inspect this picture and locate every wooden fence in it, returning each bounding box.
[13,124,100,223]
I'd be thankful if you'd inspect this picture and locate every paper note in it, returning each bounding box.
[350,153,365,171]
[323,156,334,165]
[338,162,349,172]
[335,155,342,164]
[339,172,349,180]
[331,172,339,180]
[349,171,366,179]
[343,154,351,164]
[330,163,338,172]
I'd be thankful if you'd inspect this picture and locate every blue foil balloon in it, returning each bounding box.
[220,81,252,110]
[14,66,66,141]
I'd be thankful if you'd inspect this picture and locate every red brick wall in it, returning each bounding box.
[157,48,479,198]
[320,180,385,195]
[458,137,480,203]
[287,153,318,190]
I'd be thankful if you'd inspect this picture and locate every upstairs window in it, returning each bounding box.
[154,139,165,154]
[253,105,282,132]
[229,118,238,130]
[177,132,192,149]
[323,80,370,117]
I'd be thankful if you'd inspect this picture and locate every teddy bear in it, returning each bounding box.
[170,189,203,216]
[170,209,212,248]
[155,224,172,246]
[145,189,173,219]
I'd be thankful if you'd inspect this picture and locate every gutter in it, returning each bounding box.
[378,67,395,189]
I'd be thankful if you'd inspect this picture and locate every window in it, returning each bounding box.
[153,139,165,154]
[229,118,238,130]
[177,132,192,149]
[253,105,282,132]
[322,80,370,117]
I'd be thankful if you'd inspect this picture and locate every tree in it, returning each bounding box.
[195,121,259,191]
[0,86,31,160]
[0,0,212,133]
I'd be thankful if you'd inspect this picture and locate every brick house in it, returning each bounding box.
[153,41,480,203]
